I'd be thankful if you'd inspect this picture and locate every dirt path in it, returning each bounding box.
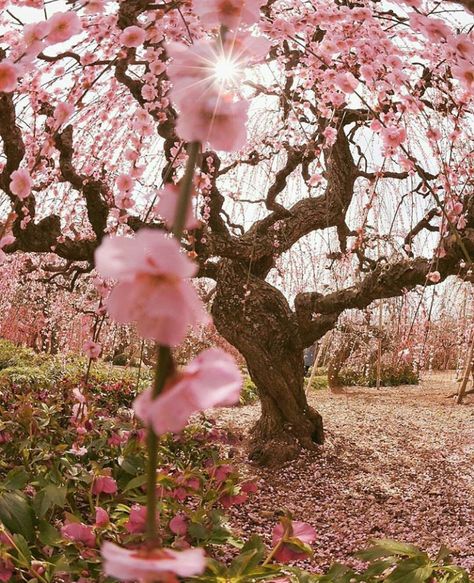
[215,372,474,573]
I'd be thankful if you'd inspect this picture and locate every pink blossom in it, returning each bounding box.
[308,173,323,186]
[0,62,19,93]
[323,126,337,146]
[46,11,82,44]
[81,0,107,13]
[224,31,271,64]
[426,271,441,283]
[54,102,74,126]
[409,13,451,43]
[192,0,265,29]
[169,514,188,535]
[272,520,316,563]
[94,230,207,346]
[448,34,474,63]
[133,348,241,435]
[213,464,234,483]
[120,25,146,48]
[334,71,358,93]
[61,522,96,547]
[381,126,406,151]
[0,235,15,248]
[0,235,14,265]
[166,40,224,99]
[23,22,50,55]
[83,340,102,359]
[155,184,199,230]
[92,475,117,495]
[68,443,88,456]
[116,174,134,193]
[426,127,442,141]
[126,504,147,534]
[452,60,474,92]
[9,169,32,200]
[0,559,13,582]
[176,92,249,152]
[101,542,206,581]
[95,507,110,527]
[72,387,86,403]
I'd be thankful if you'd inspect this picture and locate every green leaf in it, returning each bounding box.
[436,545,453,563]
[188,521,209,541]
[385,559,433,583]
[2,467,30,491]
[123,474,148,493]
[0,490,36,542]
[33,485,67,518]
[38,519,61,546]
[356,539,421,561]
[362,558,396,578]
[119,455,143,475]
[228,549,263,577]
[12,533,31,566]
[314,563,358,583]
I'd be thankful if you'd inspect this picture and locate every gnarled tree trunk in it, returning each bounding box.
[212,260,323,466]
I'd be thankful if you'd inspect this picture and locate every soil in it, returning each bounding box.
[214,371,474,574]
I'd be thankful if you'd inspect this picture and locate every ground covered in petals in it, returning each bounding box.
[216,372,474,574]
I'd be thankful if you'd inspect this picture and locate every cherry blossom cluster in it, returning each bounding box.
[164,0,269,152]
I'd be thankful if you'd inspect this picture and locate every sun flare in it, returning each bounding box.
[213,56,240,85]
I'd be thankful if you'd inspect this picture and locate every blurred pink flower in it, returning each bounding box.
[95,230,207,346]
[176,92,249,152]
[120,25,146,48]
[426,270,441,283]
[192,0,265,28]
[95,507,110,527]
[83,340,102,359]
[9,169,32,200]
[0,559,13,582]
[381,126,406,151]
[452,60,474,92]
[334,71,358,93]
[0,61,19,93]
[155,184,199,230]
[133,348,241,435]
[448,34,474,62]
[125,504,147,534]
[101,542,206,580]
[61,522,96,547]
[169,513,188,536]
[46,11,82,44]
[92,475,118,495]
[116,174,134,193]
[54,102,74,126]
[23,21,50,55]
[272,520,316,563]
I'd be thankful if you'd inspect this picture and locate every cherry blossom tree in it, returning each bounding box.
[1,0,474,465]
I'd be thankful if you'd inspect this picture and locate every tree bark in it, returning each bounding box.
[212,260,323,466]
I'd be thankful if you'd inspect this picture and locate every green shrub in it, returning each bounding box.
[0,365,52,390]
[309,374,328,390]
[339,362,419,387]
[240,375,258,404]
[0,339,44,370]
[112,352,128,366]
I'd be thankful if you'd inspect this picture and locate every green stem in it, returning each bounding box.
[145,140,200,544]
[146,345,171,542]
[172,141,200,238]
[262,523,291,566]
